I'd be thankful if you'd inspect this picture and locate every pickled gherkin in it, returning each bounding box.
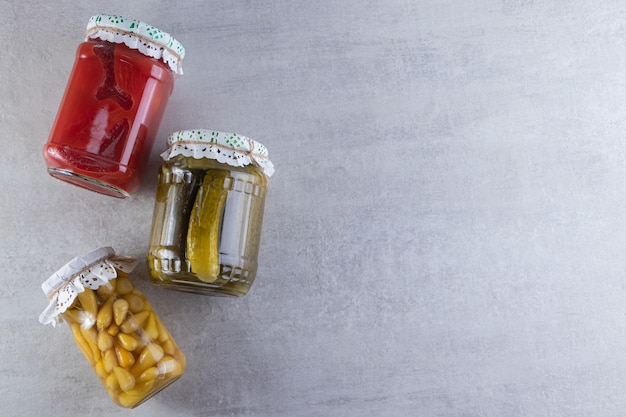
[186,170,228,282]
[150,165,204,272]
[148,130,274,296]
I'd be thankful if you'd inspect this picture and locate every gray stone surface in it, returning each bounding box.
[2,1,626,416]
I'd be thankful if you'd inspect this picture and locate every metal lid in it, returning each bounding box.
[86,14,185,75]
[161,129,275,178]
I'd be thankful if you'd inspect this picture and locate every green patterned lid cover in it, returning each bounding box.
[86,14,185,75]
[162,129,275,178]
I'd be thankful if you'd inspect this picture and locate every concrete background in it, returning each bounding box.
[2,1,626,416]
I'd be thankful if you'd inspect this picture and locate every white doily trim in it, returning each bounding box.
[87,29,183,75]
[86,15,184,75]
[161,130,275,178]
[39,247,138,327]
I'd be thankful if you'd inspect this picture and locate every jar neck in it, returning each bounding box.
[84,30,183,75]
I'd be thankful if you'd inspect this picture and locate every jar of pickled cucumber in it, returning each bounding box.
[148,129,275,296]
[39,247,186,408]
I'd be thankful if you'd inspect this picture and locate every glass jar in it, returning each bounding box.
[43,15,185,198]
[39,247,186,408]
[148,130,275,296]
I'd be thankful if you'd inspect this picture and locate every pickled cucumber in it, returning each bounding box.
[151,166,204,265]
[186,170,228,282]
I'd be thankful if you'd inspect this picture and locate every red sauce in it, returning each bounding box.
[44,39,176,197]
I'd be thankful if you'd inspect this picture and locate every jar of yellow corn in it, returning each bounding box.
[148,129,275,296]
[39,247,186,408]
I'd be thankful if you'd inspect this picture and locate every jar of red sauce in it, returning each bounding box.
[43,15,185,198]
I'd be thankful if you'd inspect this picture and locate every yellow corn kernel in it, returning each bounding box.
[105,372,120,392]
[117,333,139,351]
[81,325,97,344]
[117,392,140,408]
[96,280,116,299]
[96,298,113,331]
[131,310,151,327]
[107,323,120,336]
[120,310,150,333]
[124,379,155,397]
[70,323,95,366]
[134,334,147,353]
[155,316,172,343]
[116,275,134,295]
[115,344,136,369]
[141,343,165,365]
[113,366,136,392]
[113,299,129,326]
[97,330,114,351]
[144,313,159,341]
[137,366,159,382]
[62,309,83,325]
[119,320,136,334]
[94,360,107,379]
[124,293,144,313]
[65,308,96,330]
[117,270,131,279]
[77,288,98,318]
[131,343,164,375]
[157,356,183,378]
[81,326,101,362]
[103,348,118,373]
[117,380,155,408]
[162,339,176,356]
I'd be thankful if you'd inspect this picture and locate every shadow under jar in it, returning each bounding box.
[43,14,185,198]
[148,130,275,296]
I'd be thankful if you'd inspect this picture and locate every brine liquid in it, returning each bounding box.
[148,158,267,296]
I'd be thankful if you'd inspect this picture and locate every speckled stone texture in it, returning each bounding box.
[3,1,626,416]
